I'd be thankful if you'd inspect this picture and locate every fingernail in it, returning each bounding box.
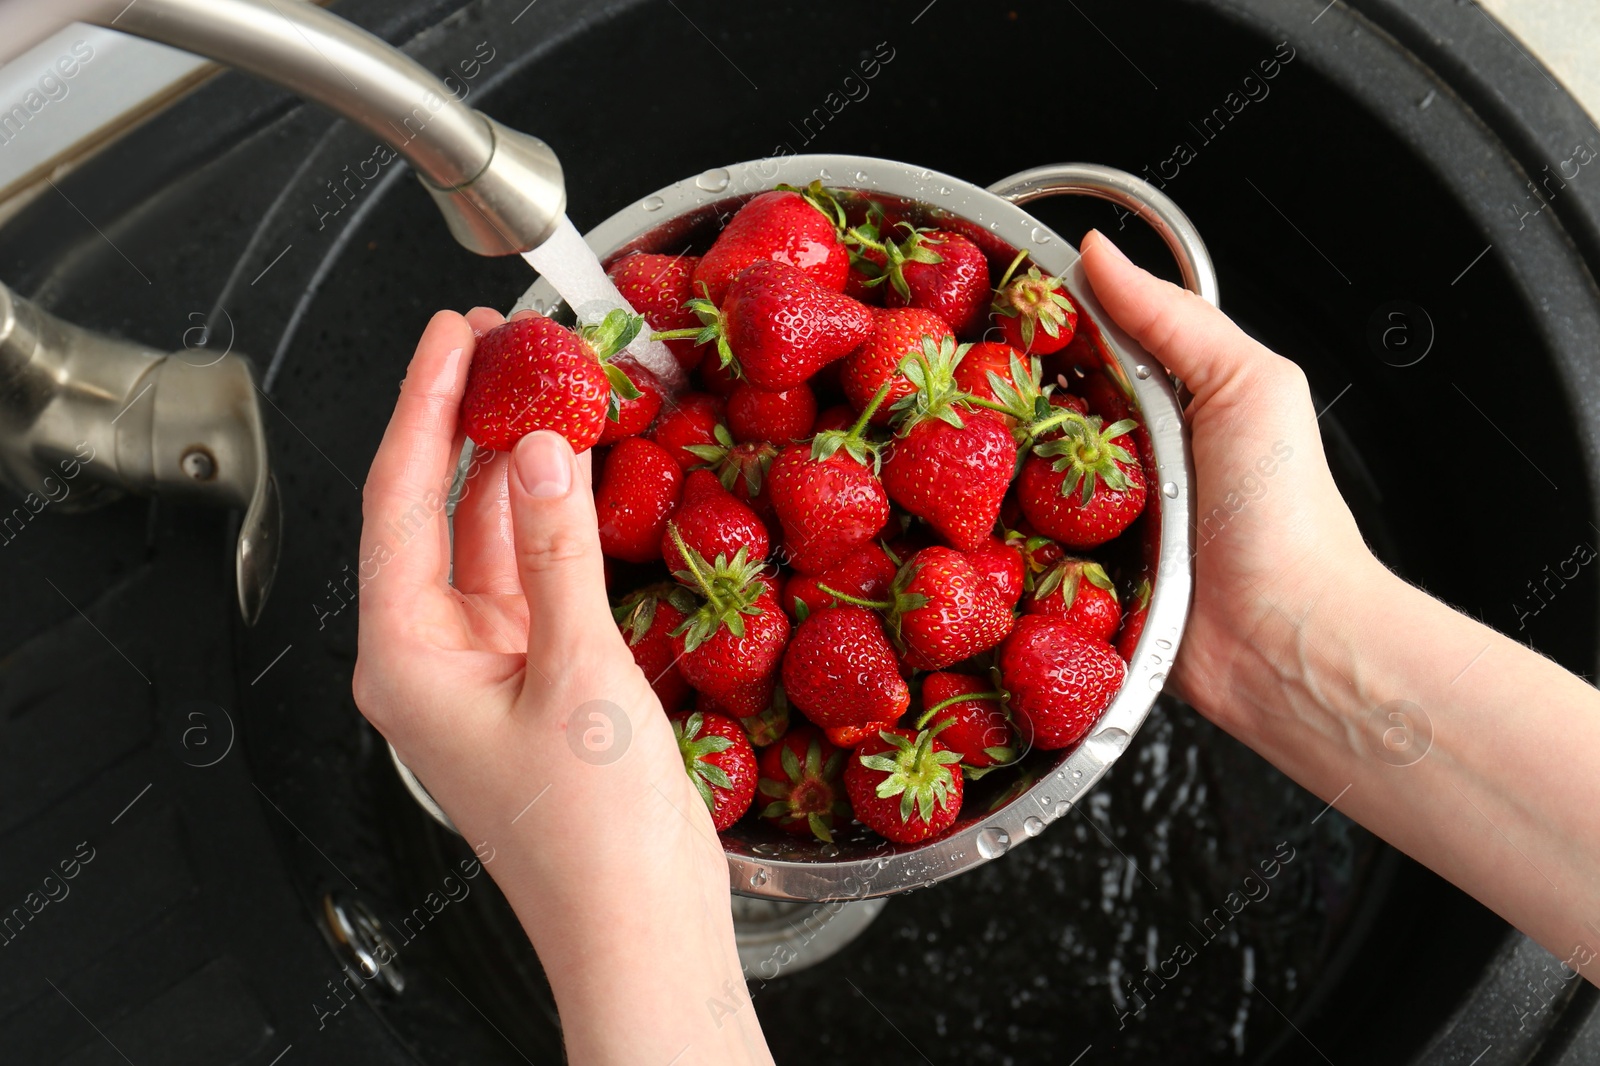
[514,431,572,498]
[1087,229,1131,264]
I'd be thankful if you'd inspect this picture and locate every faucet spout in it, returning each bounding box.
[88,0,565,255]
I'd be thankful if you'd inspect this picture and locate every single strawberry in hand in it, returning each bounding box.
[595,436,683,563]
[609,252,705,369]
[829,546,1015,671]
[991,251,1078,355]
[783,541,897,618]
[461,309,645,453]
[1026,557,1121,641]
[757,724,851,842]
[781,606,911,731]
[916,672,1015,771]
[1017,412,1147,548]
[879,335,1015,552]
[595,362,663,446]
[650,392,725,470]
[669,539,790,716]
[692,182,851,306]
[965,535,1026,608]
[850,223,990,336]
[661,471,769,579]
[660,260,872,391]
[669,710,758,831]
[845,727,964,844]
[614,582,696,711]
[999,615,1125,749]
[840,307,954,425]
[727,381,817,444]
[767,385,893,574]
[1114,578,1152,662]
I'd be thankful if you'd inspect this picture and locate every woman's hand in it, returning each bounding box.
[353,308,773,1064]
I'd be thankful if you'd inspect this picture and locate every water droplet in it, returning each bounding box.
[695,167,731,193]
[975,826,1011,859]
[818,168,833,180]
[641,194,665,211]
[1023,816,1045,837]
[1162,482,1178,498]
[752,842,778,857]
[1085,726,1132,763]
[1072,769,1084,779]
[1031,226,1053,244]
[937,185,953,196]
[1037,794,1051,809]
[853,170,869,182]
[917,169,932,179]
[749,867,769,887]
[1149,671,1168,692]
[1054,798,1072,818]
[1134,364,1152,379]
[989,221,1000,230]
[819,843,841,858]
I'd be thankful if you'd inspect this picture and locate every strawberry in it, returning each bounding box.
[1017,413,1147,548]
[683,424,778,517]
[998,615,1125,749]
[595,362,663,446]
[614,582,696,711]
[781,606,911,731]
[669,710,758,831]
[879,336,1016,552]
[698,683,791,748]
[595,436,683,563]
[726,381,817,444]
[827,546,1015,671]
[812,404,857,434]
[1114,578,1152,662]
[461,309,645,453]
[991,251,1078,355]
[822,721,899,749]
[650,392,725,470]
[660,260,872,391]
[853,224,990,336]
[952,341,1025,421]
[699,355,742,397]
[766,385,893,574]
[845,728,964,843]
[661,472,769,579]
[670,543,790,715]
[756,724,851,842]
[964,536,1025,608]
[840,307,953,426]
[1026,557,1120,641]
[783,541,896,618]
[1004,527,1064,592]
[609,252,705,369]
[692,182,851,307]
[916,672,1015,770]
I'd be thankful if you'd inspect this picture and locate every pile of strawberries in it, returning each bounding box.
[460,181,1156,846]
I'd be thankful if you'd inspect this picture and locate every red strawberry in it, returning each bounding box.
[669,710,757,831]
[681,424,779,527]
[952,340,1025,420]
[692,183,851,306]
[781,606,911,731]
[670,547,790,715]
[840,307,953,425]
[812,404,857,434]
[662,472,769,578]
[614,582,696,711]
[916,672,1015,770]
[727,381,817,444]
[650,392,725,470]
[833,546,1015,671]
[1017,413,1147,548]
[783,541,896,618]
[766,387,893,574]
[461,310,645,452]
[879,336,1015,552]
[596,362,663,446]
[662,260,872,391]
[991,252,1078,355]
[822,720,899,749]
[1114,578,1152,662]
[609,252,705,369]
[595,436,683,563]
[699,355,741,397]
[1026,557,1120,641]
[696,683,791,747]
[845,728,964,843]
[867,226,990,336]
[965,536,1025,608]
[998,615,1125,749]
[756,725,851,842]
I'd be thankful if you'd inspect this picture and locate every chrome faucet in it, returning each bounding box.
[0,0,569,622]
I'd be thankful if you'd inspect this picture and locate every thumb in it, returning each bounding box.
[509,430,619,675]
[1079,229,1279,401]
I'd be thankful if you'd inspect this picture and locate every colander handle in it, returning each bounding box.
[987,164,1220,308]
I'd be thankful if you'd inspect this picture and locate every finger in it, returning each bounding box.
[1079,229,1282,400]
[464,305,506,336]
[360,311,474,617]
[453,449,521,595]
[507,430,623,679]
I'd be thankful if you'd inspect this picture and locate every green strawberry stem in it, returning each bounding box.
[994,248,1031,293]
[813,584,891,611]
[666,521,716,597]
[965,395,1017,416]
[1023,407,1093,442]
[915,689,1005,730]
[847,380,893,438]
[809,379,893,470]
